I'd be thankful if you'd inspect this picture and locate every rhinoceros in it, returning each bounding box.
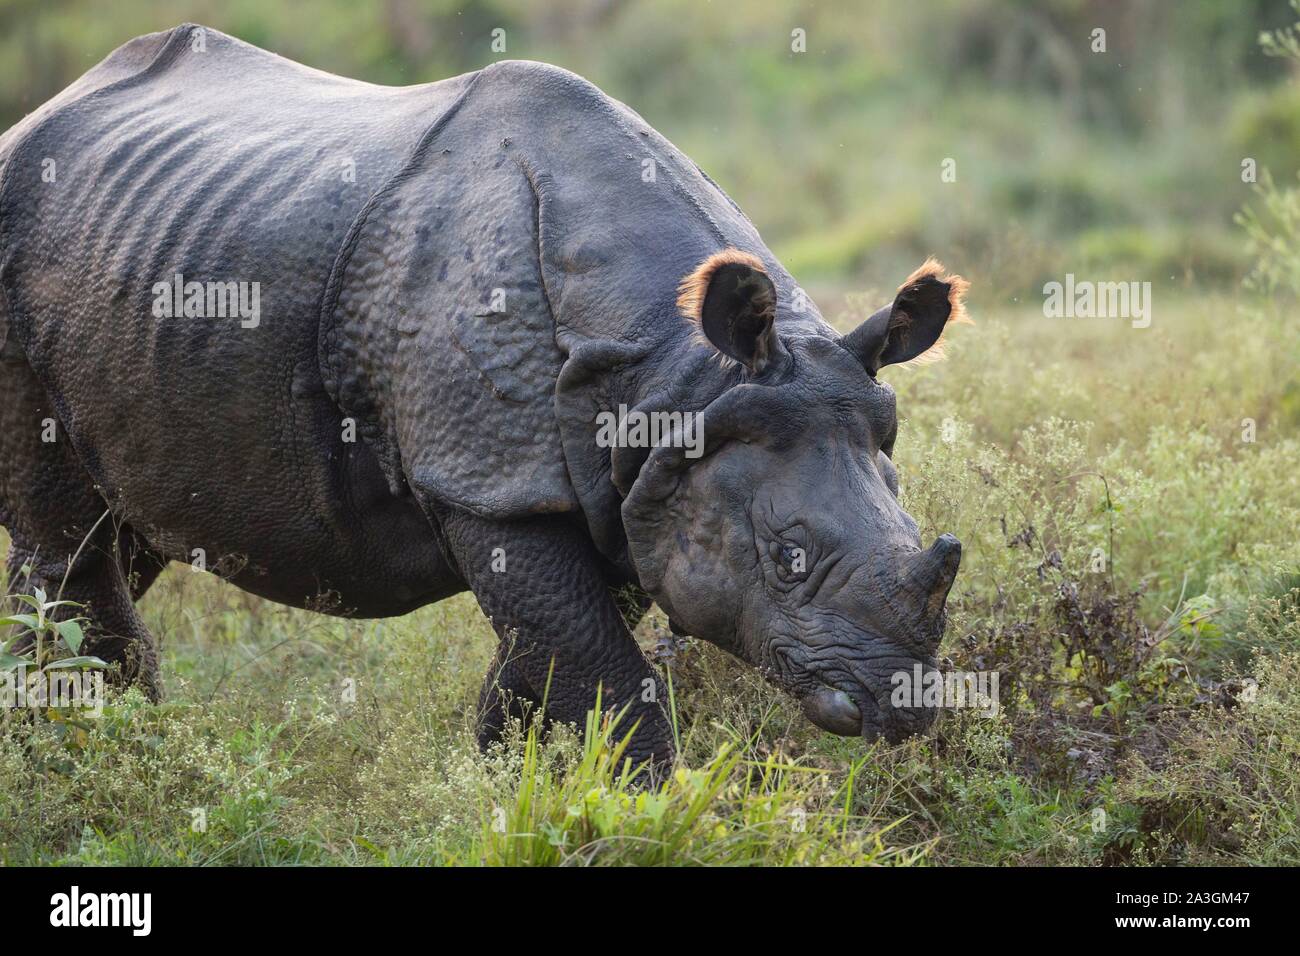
[0,24,967,767]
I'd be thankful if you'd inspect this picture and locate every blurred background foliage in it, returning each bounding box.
[3,0,1298,306]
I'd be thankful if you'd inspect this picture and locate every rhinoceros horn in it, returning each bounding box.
[898,534,962,644]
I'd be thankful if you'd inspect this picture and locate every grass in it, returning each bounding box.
[0,581,923,866]
[2,279,1297,866]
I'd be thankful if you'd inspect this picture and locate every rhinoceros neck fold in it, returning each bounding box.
[455,62,833,572]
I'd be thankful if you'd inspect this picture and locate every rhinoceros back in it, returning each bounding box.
[0,24,486,568]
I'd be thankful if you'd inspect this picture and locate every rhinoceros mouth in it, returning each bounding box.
[802,683,907,741]
[761,638,937,740]
[801,685,862,735]
[805,666,944,742]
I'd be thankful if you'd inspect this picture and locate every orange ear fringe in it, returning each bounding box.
[895,257,972,367]
[676,248,768,328]
[675,248,770,367]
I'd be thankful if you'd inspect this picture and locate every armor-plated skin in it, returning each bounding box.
[0,25,965,766]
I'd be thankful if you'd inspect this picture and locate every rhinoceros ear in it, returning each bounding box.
[842,259,970,374]
[677,249,780,372]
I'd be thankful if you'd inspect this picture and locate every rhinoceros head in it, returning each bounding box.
[619,251,969,742]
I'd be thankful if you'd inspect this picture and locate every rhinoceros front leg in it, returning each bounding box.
[0,346,162,698]
[437,508,674,772]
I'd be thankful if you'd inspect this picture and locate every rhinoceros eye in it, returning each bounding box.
[764,527,810,587]
[773,541,807,579]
